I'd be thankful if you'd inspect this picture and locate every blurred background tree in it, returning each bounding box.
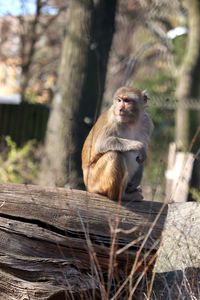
[175,0,200,193]
[40,0,117,188]
[0,0,67,103]
[175,0,200,151]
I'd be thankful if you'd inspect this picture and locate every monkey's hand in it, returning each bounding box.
[136,146,146,164]
[126,184,142,194]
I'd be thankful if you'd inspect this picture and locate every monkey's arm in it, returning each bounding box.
[95,111,153,156]
[96,136,146,155]
[85,135,146,167]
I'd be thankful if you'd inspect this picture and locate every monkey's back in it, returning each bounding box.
[81,110,110,169]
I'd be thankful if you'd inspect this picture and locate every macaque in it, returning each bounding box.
[81,86,153,201]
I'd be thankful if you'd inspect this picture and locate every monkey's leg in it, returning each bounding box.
[123,164,144,201]
[85,151,128,201]
[126,164,144,193]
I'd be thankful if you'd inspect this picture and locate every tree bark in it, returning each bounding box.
[40,0,117,188]
[0,183,167,299]
[1,184,200,299]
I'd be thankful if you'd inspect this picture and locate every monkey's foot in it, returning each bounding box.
[123,188,143,202]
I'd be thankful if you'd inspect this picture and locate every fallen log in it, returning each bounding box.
[0,183,167,299]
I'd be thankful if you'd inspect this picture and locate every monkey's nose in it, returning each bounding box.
[119,107,126,114]
[118,98,126,110]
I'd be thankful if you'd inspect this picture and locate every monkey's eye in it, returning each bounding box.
[124,98,132,103]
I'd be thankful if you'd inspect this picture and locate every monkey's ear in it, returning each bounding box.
[142,90,149,103]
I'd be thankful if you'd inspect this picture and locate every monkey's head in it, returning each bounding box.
[112,86,148,124]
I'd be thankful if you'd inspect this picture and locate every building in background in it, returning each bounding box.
[0,15,62,104]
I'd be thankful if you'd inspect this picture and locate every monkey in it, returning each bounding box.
[81,86,153,201]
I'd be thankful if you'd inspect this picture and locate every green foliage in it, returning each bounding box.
[172,35,187,66]
[135,70,176,191]
[0,136,39,184]
[149,106,175,146]
[135,68,176,146]
[25,89,38,103]
[190,188,200,202]
[135,70,176,98]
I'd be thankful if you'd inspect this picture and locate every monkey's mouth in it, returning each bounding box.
[117,113,130,122]
[119,111,127,116]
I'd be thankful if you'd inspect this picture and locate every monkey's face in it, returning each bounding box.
[113,93,142,124]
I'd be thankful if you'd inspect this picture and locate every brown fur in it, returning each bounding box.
[81,86,153,201]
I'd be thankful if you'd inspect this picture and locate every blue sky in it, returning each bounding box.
[0,0,36,16]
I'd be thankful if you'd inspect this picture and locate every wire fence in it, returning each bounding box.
[149,97,200,110]
[0,102,49,146]
[0,98,199,146]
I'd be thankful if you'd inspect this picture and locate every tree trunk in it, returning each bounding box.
[40,0,117,188]
[19,0,42,102]
[175,0,200,150]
